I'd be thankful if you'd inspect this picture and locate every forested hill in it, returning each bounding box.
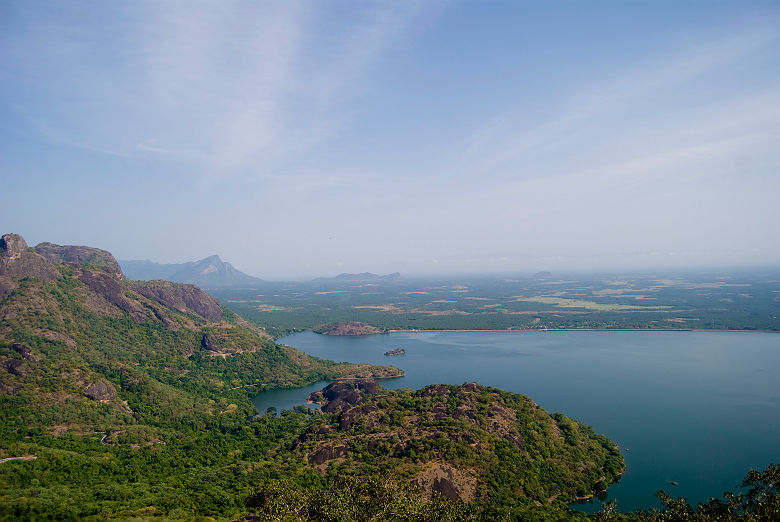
[0,233,400,518]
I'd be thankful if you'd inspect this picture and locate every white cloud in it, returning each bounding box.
[461,24,780,179]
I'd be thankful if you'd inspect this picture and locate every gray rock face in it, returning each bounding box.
[309,380,380,413]
[78,269,148,322]
[35,242,124,278]
[307,444,348,466]
[0,234,28,257]
[0,233,61,284]
[201,333,220,351]
[84,378,118,402]
[135,281,223,322]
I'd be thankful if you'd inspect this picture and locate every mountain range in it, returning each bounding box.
[119,255,263,287]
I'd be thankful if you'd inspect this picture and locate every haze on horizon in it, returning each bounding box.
[2,1,779,279]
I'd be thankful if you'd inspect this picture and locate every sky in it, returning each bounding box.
[2,1,779,279]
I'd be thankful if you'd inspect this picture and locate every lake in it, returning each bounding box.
[252,330,780,512]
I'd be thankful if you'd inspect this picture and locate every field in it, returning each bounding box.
[210,269,780,338]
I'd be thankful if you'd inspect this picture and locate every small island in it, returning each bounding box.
[384,348,405,356]
[313,321,384,336]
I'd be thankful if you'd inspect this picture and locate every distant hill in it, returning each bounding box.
[312,272,402,284]
[119,255,263,287]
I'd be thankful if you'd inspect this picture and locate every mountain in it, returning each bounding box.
[119,255,263,287]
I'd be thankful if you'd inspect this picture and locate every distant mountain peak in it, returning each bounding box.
[119,255,263,288]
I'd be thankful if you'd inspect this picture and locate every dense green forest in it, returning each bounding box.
[0,236,396,519]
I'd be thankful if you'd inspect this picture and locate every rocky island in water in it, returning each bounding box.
[312,321,384,335]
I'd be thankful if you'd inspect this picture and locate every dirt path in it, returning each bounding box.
[0,455,36,464]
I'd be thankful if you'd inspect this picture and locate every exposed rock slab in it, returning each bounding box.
[0,234,61,284]
[134,281,223,322]
[35,242,123,278]
[84,378,118,402]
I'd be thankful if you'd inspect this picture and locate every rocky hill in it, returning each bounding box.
[312,321,384,336]
[302,381,624,511]
[119,255,263,288]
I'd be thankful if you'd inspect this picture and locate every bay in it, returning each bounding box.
[252,330,780,512]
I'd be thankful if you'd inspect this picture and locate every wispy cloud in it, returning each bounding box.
[461,24,780,180]
[4,2,431,181]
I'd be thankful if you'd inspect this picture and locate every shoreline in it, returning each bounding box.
[381,327,779,334]
[275,327,779,341]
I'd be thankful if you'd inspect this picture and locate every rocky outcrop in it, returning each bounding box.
[414,462,477,502]
[308,444,348,466]
[339,404,379,430]
[486,402,524,448]
[422,384,451,398]
[201,333,221,352]
[134,281,223,322]
[35,242,123,278]
[84,378,118,402]
[3,358,28,376]
[0,234,61,288]
[11,343,39,362]
[308,380,379,413]
[313,322,382,336]
[78,269,148,322]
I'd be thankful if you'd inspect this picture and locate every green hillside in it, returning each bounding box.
[0,233,400,519]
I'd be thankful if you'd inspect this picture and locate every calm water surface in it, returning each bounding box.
[252,330,780,512]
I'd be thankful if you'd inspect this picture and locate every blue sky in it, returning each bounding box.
[2,1,779,278]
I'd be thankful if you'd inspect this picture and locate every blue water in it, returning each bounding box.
[252,330,780,512]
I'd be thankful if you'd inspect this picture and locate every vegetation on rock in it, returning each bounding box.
[313,321,384,336]
[300,381,624,516]
[0,233,399,519]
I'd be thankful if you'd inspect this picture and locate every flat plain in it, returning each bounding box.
[211,269,780,338]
